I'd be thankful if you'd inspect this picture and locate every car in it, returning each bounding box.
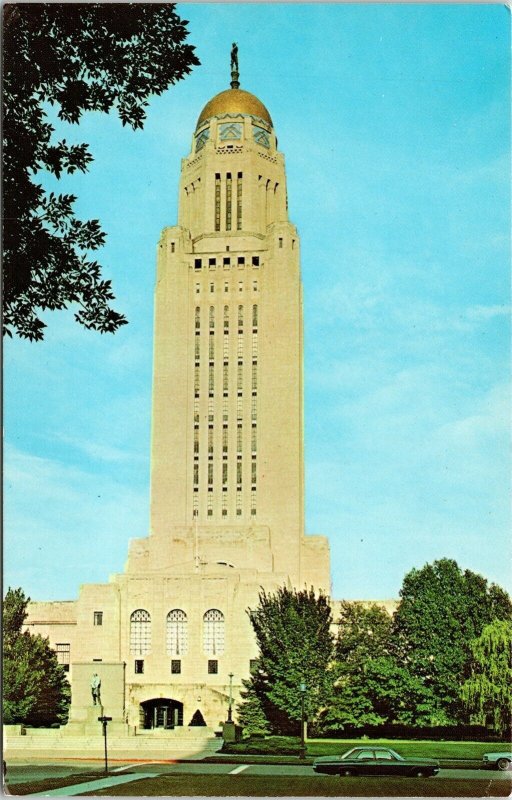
[313,746,440,778]
[482,752,512,771]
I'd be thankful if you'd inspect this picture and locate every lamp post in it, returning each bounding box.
[98,715,112,775]
[299,682,306,760]
[227,672,234,722]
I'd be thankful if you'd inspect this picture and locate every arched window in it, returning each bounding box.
[130,609,151,655]
[203,609,225,655]
[166,610,188,656]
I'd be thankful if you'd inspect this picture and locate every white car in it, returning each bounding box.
[482,752,512,771]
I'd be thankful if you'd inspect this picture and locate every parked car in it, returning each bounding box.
[482,752,512,771]
[313,746,440,778]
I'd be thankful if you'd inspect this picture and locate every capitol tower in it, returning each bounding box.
[23,54,331,734]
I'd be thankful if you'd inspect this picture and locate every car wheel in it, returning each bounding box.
[414,769,428,778]
[497,759,511,772]
[340,768,355,777]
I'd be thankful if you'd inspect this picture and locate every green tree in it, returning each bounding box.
[3,588,70,726]
[461,619,512,735]
[241,587,335,734]
[393,559,512,723]
[319,602,437,730]
[237,676,271,736]
[3,3,199,340]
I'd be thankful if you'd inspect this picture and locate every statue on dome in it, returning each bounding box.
[231,42,238,72]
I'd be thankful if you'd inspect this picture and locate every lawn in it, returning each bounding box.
[224,735,510,761]
[80,774,511,796]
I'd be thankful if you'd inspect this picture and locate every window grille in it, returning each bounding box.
[194,428,199,454]
[252,460,257,485]
[194,398,199,422]
[237,363,243,391]
[252,332,258,358]
[252,304,258,327]
[193,463,199,486]
[55,643,70,671]
[222,462,228,485]
[251,489,256,516]
[222,426,228,453]
[207,492,213,516]
[237,461,242,486]
[208,427,213,454]
[209,365,214,392]
[223,335,229,360]
[237,334,243,358]
[236,396,243,420]
[209,306,215,329]
[203,609,225,655]
[215,174,221,231]
[166,610,188,656]
[238,305,244,327]
[130,609,151,655]
[223,364,228,391]
[251,426,257,453]
[194,365,200,393]
[222,492,227,516]
[223,398,228,421]
[251,396,257,421]
[237,425,243,454]
[195,338,200,360]
[252,363,257,391]
[226,172,232,230]
[208,396,214,421]
[236,490,242,516]
[193,493,198,516]
[237,172,243,230]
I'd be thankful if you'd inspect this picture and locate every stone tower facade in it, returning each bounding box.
[24,71,331,732]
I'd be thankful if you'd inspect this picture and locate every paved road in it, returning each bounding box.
[6,758,512,786]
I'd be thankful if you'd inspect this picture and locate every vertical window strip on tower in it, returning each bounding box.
[208,396,214,421]
[237,363,243,391]
[194,365,200,394]
[193,493,198,516]
[251,489,256,515]
[226,173,232,230]
[222,461,228,485]
[130,609,151,655]
[237,333,243,358]
[222,426,228,454]
[236,490,242,516]
[194,398,199,422]
[193,463,199,486]
[209,364,214,393]
[251,426,257,454]
[222,491,227,516]
[252,332,258,358]
[237,424,242,454]
[237,172,242,230]
[251,395,257,422]
[207,492,213,516]
[223,397,228,421]
[209,306,215,329]
[238,304,244,328]
[194,427,199,454]
[208,426,213,455]
[166,610,188,656]
[209,336,214,360]
[195,338,200,360]
[252,363,257,392]
[252,304,258,328]
[223,363,228,391]
[236,396,243,420]
[195,306,200,330]
[214,173,221,231]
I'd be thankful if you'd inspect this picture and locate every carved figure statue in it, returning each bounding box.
[231,42,238,72]
[91,673,101,705]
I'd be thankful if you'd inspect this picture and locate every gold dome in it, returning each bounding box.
[196,88,272,129]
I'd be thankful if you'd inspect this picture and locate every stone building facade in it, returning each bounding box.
[25,70,332,732]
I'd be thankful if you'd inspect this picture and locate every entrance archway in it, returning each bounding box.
[140,698,183,729]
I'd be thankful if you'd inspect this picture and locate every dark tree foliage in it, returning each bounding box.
[3,587,70,726]
[3,3,199,340]
[241,587,335,735]
[392,559,512,724]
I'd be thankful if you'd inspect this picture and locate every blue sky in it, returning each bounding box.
[4,3,510,602]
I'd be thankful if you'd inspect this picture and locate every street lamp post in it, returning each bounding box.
[98,715,112,775]
[227,672,234,723]
[299,682,306,760]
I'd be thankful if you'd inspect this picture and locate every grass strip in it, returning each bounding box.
[84,774,510,797]
[6,772,131,796]
[224,737,510,761]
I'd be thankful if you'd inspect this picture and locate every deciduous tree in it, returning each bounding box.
[3,587,70,726]
[3,3,199,340]
[392,559,512,723]
[240,587,335,734]
[461,619,512,735]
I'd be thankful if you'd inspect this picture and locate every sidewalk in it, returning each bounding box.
[16,773,157,797]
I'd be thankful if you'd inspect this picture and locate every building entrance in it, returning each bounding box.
[140,698,183,729]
